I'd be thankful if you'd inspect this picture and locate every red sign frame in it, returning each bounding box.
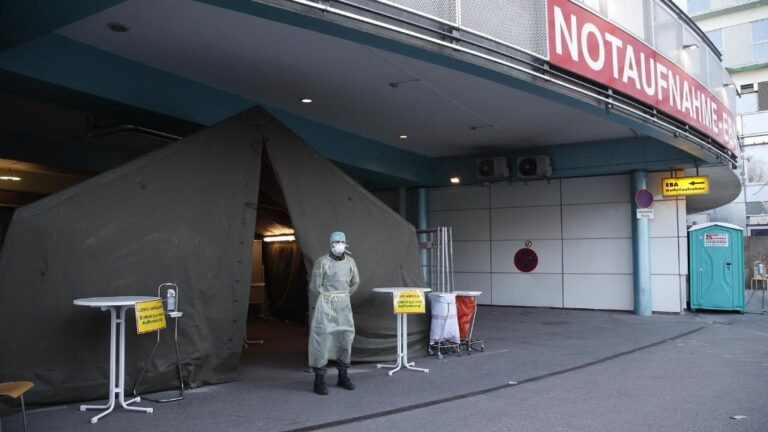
[547,0,738,155]
[635,188,654,208]
[514,248,539,273]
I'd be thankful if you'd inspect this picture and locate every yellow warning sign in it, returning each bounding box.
[135,299,167,334]
[393,290,426,314]
[661,176,709,196]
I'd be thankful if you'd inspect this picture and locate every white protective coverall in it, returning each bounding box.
[308,253,359,370]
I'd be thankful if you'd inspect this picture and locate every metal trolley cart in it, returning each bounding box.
[427,292,461,359]
[133,283,185,403]
[455,291,484,353]
[748,261,768,313]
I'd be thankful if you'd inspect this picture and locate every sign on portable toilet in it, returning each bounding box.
[688,223,745,312]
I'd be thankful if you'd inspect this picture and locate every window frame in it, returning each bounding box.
[752,19,768,62]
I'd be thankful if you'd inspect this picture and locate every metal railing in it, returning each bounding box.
[417,227,454,293]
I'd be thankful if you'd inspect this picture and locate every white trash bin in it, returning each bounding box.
[428,293,460,358]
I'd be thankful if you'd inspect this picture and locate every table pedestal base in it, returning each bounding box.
[80,306,153,424]
[376,314,429,376]
[81,394,152,424]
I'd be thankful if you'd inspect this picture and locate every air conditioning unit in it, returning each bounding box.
[740,82,757,93]
[476,157,509,180]
[516,155,552,180]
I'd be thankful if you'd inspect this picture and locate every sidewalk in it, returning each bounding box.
[5,302,768,432]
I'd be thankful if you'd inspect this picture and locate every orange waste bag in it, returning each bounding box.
[456,296,476,340]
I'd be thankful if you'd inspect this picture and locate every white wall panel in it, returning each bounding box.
[649,200,679,238]
[563,239,632,274]
[491,206,561,240]
[652,274,682,312]
[454,272,492,305]
[490,180,561,208]
[677,198,687,235]
[679,236,688,275]
[562,203,631,238]
[429,209,489,240]
[425,170,688,312]
[650,237,680,275]
[492,240,562,273]
[680,275,688,307]
[561,175,629,204]
[429,185,489,211]
[492,273,563,307]
[564,274,633,310]
[452,241,491,272]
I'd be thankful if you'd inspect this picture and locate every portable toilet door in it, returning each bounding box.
[688,223,745,312]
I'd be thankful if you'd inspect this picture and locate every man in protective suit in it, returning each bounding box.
[308,231,359,395]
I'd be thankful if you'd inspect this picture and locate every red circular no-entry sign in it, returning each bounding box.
[635,188,654,209]
[514,248,539,273]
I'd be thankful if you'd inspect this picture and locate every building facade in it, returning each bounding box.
[0,0,742,318]
[689,0,768,234]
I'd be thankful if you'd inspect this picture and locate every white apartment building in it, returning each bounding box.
[689,0,768,235]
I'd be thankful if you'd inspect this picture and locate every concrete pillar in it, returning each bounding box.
[631,171,652,316]
[417,188,430,286]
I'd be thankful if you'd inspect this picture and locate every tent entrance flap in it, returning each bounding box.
[250,149,309,325]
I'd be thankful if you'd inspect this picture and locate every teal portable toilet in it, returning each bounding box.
[689,223,745,312]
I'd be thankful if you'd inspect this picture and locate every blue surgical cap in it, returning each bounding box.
[329,231,346,244]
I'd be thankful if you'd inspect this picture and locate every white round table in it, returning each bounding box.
[73,296,158,424]
[373,288,431,375]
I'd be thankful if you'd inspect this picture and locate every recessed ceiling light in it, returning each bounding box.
[0,176,21,181]
[301,98,313,104]
[450,177,461,184]
[399,135,408,139]
[107,22,130,33]
[263,235,296,242]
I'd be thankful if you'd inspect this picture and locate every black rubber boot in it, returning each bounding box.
[313,374,329,395]
[337,369,355,390]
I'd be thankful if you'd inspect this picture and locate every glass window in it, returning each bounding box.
[745,135,768,146]
[747,145,768,185]
[753,19,768,61]
[706,29,723,53]
[683,28,707,84]
[745,144,768,184]
[743,111,768,136]
[688,0,709,14]
[577,0,602,12]
[654,3,682,62]
[737,92,759,114]
[606,0,648,42]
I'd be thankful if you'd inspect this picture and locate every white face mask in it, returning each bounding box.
[331,243,346,256]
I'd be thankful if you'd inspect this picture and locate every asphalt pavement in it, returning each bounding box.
[4,294,768,432]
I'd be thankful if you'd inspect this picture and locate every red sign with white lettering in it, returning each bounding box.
[547,0,738,155]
